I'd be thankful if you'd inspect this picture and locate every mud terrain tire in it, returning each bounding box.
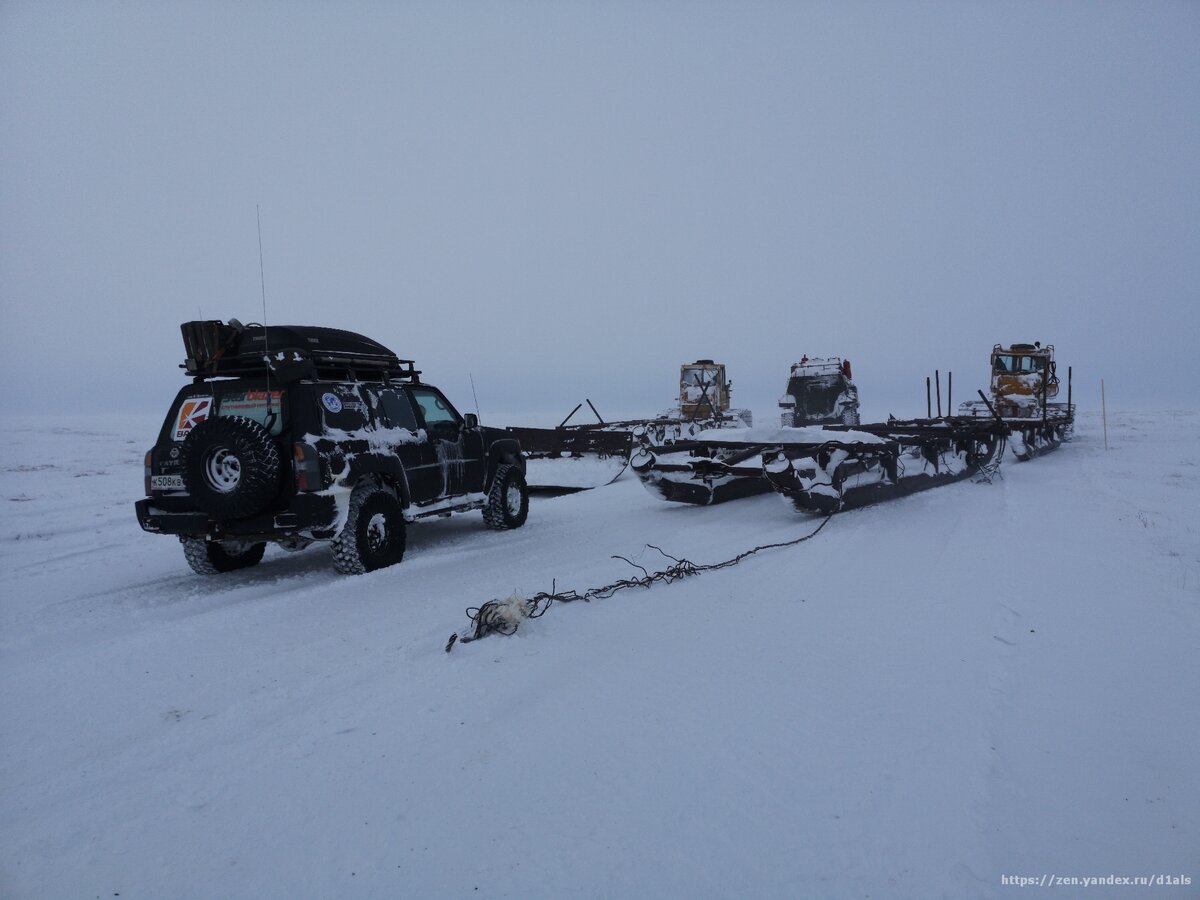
[182,416,281,519]
[181,536,266,575]
[482,463,528,530]
[332,485,407,575]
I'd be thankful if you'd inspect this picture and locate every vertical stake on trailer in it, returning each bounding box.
[935,370,942,418]
[1042,364,1048,426]
[1067,366,1073,415]
[1101,378,1108,450]
[947,371,952,416]
[926,377,932,418]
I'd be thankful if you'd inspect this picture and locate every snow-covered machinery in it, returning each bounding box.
[631,355,860,506]
[779,357,860,427]
[677,360,753,425]
[508,360,752,491]
[762,418,1007,514]
[630,428,778,506]
[958,342,1074,460]
[631,417,1007,509]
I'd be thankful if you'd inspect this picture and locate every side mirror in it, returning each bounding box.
[464,413,479,429]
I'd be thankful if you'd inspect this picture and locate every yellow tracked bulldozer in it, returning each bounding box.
[960,342,1074,460]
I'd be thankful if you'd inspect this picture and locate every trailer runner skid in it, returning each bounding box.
[958,342,1074,461]
[762,417,1008,514]
[632,418,1007,510]
[508,360,752,491]
[630,431,778,506]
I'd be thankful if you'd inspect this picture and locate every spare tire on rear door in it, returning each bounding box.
[182,415,281,519]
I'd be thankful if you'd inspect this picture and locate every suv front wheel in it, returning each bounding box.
[332,485,407,575]
[483,463,528,530]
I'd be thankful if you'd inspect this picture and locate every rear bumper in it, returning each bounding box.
[134,494,338,539]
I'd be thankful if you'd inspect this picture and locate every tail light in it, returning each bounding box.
[144,450,153,496]
[293,442,322,492]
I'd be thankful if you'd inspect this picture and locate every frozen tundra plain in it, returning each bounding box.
[1,408,1197,899]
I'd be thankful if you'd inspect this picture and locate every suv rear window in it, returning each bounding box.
[376,389,420,432]
[167,384,285,442]
[218,387,284,434]
[317,384,372,432]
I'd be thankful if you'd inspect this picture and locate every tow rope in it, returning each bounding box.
[445,514,834,652]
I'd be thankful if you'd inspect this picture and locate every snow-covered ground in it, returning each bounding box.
[2,409,1197,899]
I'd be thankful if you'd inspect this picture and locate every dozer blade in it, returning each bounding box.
[506,425,633,491]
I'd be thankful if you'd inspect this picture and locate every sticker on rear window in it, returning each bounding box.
[173,397,212,441]
[321,392,343,414]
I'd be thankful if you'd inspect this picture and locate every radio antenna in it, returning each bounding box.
[257,205,268,328]
[469,372,482,418]
[256,205,277,427]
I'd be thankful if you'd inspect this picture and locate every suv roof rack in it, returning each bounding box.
[180,320,421,383]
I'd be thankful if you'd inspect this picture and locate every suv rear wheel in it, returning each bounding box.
[181,536,266,575]
[332,485,407,574]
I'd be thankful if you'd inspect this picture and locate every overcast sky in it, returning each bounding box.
[2,1,1197,422]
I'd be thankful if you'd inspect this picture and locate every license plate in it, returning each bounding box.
[151,474,186,491]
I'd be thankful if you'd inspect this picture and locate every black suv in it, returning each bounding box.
[135,320,528,575]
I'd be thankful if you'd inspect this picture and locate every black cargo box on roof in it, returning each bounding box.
[180,320,419,382]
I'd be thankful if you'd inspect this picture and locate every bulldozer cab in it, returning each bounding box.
[679,360,730,418]
[990,343,1059,400]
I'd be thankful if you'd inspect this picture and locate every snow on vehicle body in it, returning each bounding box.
[135,320,527,575]
[632,417,1007,511]
[630,427,780,506]
[508,359,752,491]
[958,342,1074,460]
[762,417,1007,514]
[633,354,861,505]
[779,356,860,427]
